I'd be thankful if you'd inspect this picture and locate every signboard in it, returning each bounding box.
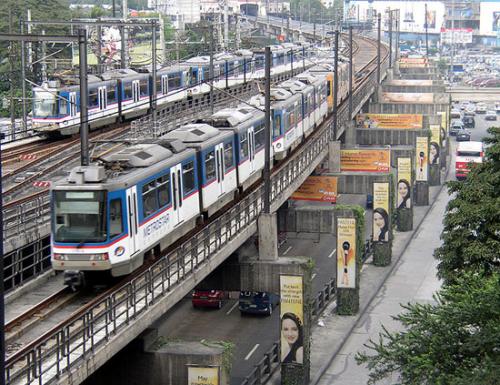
[340,149,391,173]
[416,136,429,181]
[387,79,433,86]
[381,92,434,104]
[480,2,500,36]
[290,176,337,202]
[373,182,390,243]
[280,275,304,365]
[440,28,473,44]
[188,366,220,385]
[398,57,428,68]
[356,113,423,129]
[336,218,356,288]
[396,158,412,209]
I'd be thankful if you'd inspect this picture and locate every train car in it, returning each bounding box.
[51,140,201,286]
[279,79,316,137]
[295,72,329,125]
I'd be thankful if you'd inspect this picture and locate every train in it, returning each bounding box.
[32,43,325,137]
[50,52,351,288]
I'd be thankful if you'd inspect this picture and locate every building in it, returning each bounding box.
[148,0,201,29]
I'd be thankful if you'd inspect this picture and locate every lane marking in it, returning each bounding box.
[312,273,317,280]
[226,301,239,315]
[327,248,336,258]
[245,344,260,360]
[283,246,292,255]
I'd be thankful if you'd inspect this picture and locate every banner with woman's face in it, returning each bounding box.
[280,275,304,365]
[336,218,356,289]
[397,158,412,209]
[416,136,429,181]
[373,183,390,242]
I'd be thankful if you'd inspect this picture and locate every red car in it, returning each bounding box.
[192,290,226,309]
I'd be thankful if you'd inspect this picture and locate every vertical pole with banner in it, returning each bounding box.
[396,157,413,231]
[280,274,309,384]
[336,216,359,315]
[428,124,442,186]
[372,181,392,266]
[415,136,430,206]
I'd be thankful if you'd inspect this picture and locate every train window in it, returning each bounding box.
[224,142,234,171]
[109,199,123,238]
[254,123,265,149]
[140,80,149,97]
[107,87,116,104]
[124,84,133,100]
[205,150,216,182]
[273,114,281,138]
[59,96,68,115]
[155,78,161,94]
[327,81,332,97]
[240,134,249,159]
[142,181,158,217]
[88,89,98,108]
[203,67,210,81]
[168,73,181,90]
[157,175,170,207]
[182,161,195,194]
[214,65,221,80]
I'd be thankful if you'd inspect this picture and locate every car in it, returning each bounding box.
[475,102,487,113]
[463,116,475,128]
[456,128,471,142]
[485,110,497,121]
[450,120,464,136]
[192,289,226,309]
[239,291,280,315]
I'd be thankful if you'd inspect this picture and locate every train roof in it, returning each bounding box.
[280,79,313,94]
[163,123,232,149]
[208,106,264,128]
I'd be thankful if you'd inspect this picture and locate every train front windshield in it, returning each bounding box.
[53,191,107,243]
[33,90,57,118]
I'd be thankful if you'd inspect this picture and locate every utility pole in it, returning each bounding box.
[425,3,429,57]
[388,10,393,68]
[20,19,27,133]
[159,16,166,64]
[150,19,157,117]
[223,0,229,50]
[377,13,381,84]
[122,0,129,68]
[97,21,103,74]
[41,30,47,81]
[79,29,90,167]
[450,0,455,83]
[113,0,117,17]
[210,24,215,114]
[348,26,353,119]
[333,30,339,141]
[235,14,241,50]
[263,46,271,214]
[9,9,15,140]
[27,10,32,68]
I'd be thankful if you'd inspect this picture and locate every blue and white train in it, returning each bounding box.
[51,53,351,287]
[32,44,315,137]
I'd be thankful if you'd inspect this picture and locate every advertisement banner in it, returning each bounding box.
[373,182,390,243]
[398,57,428,68]
[440,28,473,44]
[280,275,304,365]
[429,124,441,165]
[381,92,434,103]
[290,176,337,202]
[397,158,412,209]
[188,366,220,385]
[388,79,433,86]
[336,218,356,288]
[416,137,429,181]
[356,113,423,129]
[340,149,391,173]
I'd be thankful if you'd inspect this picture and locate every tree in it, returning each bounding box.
[356,272,500,385]
[434,126,500,285]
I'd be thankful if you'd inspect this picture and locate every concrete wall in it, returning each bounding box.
[369,102,450,115]
[382,85,446,93]
[319,172,392,195]
[356,128,429,147]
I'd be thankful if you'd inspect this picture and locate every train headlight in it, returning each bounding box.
[53,253,67,261]
[89,253,109,261]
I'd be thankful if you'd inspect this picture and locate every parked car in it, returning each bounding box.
[456,128,472,142]
[239,291,280,315]
[192,290,226,309]
[463,116,475,128]
[475,102,487,113]
[450,120,464,136]
[485,110,497,121]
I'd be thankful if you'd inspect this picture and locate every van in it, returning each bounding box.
[450,110,462,120]
[455,141,484,180]
[239,291,280,316]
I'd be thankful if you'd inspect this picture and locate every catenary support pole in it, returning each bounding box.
[425,3,429,57]
[20,18,27,134]
[348,26,353,119]
[333,29,339,141]
[79,29,90,166]
[151,19,157,115]
[377,13,381,84]
[210,24,215,114]
[388,11,393,67]
[264,46,271,214]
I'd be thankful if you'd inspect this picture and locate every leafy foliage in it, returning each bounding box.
[356,272,500,385]
[434,127,500,285]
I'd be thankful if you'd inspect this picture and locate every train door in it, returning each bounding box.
[170,164,184,226]
[215,143,225,196]
[247,127,256,173]
[69,92,77,117]
[98,86,107,110]
[132,80,140,103]
[161,75,168,95]
[126,187,139,256]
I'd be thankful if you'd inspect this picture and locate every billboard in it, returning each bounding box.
[373,182,390,243]
[440,28,473,44]
[430,124,441,166]
[280,275,304,365]
[399,57,428,68]
[387,79,433,86]
[397,158,412,209]
[340,149,391,173]
[426,9,436,29]
[188,366,220,385]
[290,176,337,202]
[480,2,500,36]
[416,136,429,181]
[356,113,423,129]
[381,92,434,104]
[337,218,356,288]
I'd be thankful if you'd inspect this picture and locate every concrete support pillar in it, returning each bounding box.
[429,164,441,186]
[373,241,392,266]
[396,208,413,231]
[415,181,429,206]
[344,121,356,146]
[258,213,279,261]
[328,141,341,172]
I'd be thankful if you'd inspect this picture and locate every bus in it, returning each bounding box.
[455,141,484,180]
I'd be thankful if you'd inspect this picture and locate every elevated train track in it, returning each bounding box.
[4,28,389,385]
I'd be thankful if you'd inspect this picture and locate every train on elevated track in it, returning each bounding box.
[50,47,351,288]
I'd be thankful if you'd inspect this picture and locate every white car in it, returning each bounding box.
[496,103,500,113]
[476,102,487,113]
[485,111,497,121]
